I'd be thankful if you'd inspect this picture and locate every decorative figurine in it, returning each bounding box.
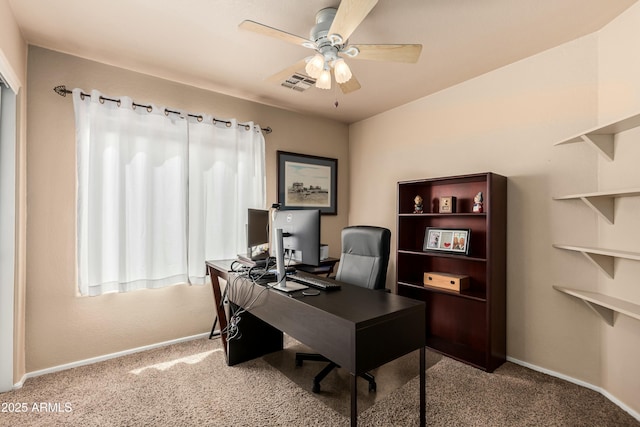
[413,195,424,213]
[473,192,484,213]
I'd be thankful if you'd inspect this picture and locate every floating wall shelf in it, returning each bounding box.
[553,111,640,330]
[552,244,640,279]
[553,285,640,326]
[553,188,640,225]
[554,111,640,161]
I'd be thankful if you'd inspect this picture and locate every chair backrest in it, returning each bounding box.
[335,226,391,290]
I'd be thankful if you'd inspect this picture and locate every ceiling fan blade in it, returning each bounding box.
[265,58,309,84]
[350,44,423,63]
[339,74,361,94]
[329,0,379,41]
[239,20,315,48]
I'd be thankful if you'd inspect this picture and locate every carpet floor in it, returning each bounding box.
[0,336,637,426]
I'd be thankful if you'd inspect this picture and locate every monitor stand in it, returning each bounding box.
[270,280,308,293]
[270,227,308,293]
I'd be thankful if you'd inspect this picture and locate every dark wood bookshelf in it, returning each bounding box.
[396,172,507,372]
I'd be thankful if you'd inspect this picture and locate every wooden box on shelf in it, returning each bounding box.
[423,272,470,291]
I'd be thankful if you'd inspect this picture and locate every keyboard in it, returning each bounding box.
[292,274,341,291]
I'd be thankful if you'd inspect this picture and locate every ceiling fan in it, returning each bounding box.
[239,0,422,94]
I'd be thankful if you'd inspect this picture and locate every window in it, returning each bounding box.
[73,89,265,296]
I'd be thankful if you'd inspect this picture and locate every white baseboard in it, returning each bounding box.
[507,356,640,422]
[14,332,210,390]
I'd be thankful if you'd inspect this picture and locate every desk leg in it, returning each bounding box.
[209,316,219,339]
[350,373,357,426]
[420,346,425,427]
[207,265,228,358]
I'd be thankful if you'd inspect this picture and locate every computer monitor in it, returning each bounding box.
[270,209,321,292]
[272,208,321,266]
[246,208,269,260]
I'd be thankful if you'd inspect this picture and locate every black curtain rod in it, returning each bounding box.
[53,85,272,134]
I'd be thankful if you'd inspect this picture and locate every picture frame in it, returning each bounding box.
[277,151,337,215]
[423,227,471,255]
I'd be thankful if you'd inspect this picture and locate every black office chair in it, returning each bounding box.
[295,225,391,393]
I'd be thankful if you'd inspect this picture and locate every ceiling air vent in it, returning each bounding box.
[281,73,316,92]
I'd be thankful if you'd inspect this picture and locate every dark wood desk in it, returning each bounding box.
[206,260,426,427]
[208,257,339,339]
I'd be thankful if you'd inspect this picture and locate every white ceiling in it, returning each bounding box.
[7,0,638,123]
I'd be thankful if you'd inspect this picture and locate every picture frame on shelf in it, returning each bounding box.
[277,151,337,215]
[423,227,471,255]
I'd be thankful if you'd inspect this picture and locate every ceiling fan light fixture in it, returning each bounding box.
[305,53,325,78]
[333,58,352,84]
[316,69,332,90]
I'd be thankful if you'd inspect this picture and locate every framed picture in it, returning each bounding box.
[277,151,337,215]
[423,227,471,255]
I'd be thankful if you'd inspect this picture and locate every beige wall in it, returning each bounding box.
[349,2,640,415]
[597,3,640,413]
[0,0,25,84]
[25,46,349,372]
[0,0,28,385]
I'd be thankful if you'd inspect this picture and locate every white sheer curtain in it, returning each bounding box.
[187,117,266,284]
[74,89,189,296]
[73,89,266,295]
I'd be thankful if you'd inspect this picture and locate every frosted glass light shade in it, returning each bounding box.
[316,69,331,90]
[333,59,352,84]
[305,54,325,79]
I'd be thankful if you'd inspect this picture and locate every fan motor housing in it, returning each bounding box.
[310,8,337,45]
